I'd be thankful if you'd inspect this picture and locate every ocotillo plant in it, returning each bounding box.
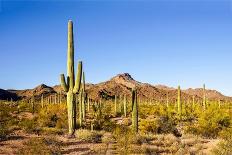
[123,95,127,117]
[60,20,82,135]
[177,86,182,117]
[132,88,138,133]
[203,84,206,110]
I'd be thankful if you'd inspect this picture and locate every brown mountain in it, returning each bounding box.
[1,73,231,102]
[0,89,19,101]
[8,84,56,100]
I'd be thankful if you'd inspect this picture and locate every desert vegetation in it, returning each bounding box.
[1,21,232,154]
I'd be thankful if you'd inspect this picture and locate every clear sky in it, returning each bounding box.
[0,0,232,96]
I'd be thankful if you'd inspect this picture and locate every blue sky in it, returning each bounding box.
[0,0,232,96]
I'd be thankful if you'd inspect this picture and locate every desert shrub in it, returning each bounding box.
[18,137,61,155]
[101,119,117,132]
[18,118,40,133]
[37,104,67,129]
[75,129,102,142]
[101,132,115,144]
[40,127,65,135]
[212,138,232,155]
[0,101,18,139]
[212,127,232,154]
[139,119,159,133]
[185,106,231,138]
[18,101,30,112]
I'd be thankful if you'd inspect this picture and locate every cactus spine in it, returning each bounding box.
[177,86,182,117]
[203,84,206,110]
[132,88,138,133]
[60,20,82,135]
[123,95,127,117]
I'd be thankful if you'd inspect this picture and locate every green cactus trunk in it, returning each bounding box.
[82,72,86,121]
[218,99,221,109]
[114,95,117,116]
[32,96,35,114]
[41,94,44,108]
[132,88,138,133]
[177,86,182,117]
[79,89,83,127]
[87,97,90,112]
[123,95,127,117]
[203,84,206,110]
[166,92,169,108]
[60,20,82,135]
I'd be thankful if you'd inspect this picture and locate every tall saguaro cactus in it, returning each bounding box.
[60,20,82,135]
[177,85,182,117]
[123,95,127,117]
[132,88,138,133]
[114,95,117,116]
[203,84,206,110]
[82,72,86,121]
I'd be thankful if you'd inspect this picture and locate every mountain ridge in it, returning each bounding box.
[1,73,231,102]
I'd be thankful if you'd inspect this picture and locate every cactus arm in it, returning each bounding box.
[67,20,75,91]
[82,71,85,91]
[73,61,82,93]
[60,74,68,92]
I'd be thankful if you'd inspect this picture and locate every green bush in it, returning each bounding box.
[185,106,231,138]
[37,104,67,129]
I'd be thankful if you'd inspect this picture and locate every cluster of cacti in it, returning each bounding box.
[60,20,82,135]
[132,88,138,133]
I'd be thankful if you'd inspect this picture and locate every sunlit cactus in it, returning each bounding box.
[177,85,182,117]
[114,95,117,116]
[203,84,206,110]
[123,94,127,117]
[132,88,138,133]
[82,72,86,121]
[60,20,82,135]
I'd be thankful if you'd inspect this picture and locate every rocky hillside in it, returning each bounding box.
[1,73,231,102]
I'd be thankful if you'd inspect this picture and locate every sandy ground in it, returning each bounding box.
[0,129,220,155]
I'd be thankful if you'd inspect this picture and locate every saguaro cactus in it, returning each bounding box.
[79,89,83,127]
[132,88,138,133]
[177,85,182,117]
[60,20,82,135]
[82,72,86,121]
[166,92,169,108]
[41,94,44,108]
[203,84,206,110]
[114,95,117,116]
[123,95,127,117]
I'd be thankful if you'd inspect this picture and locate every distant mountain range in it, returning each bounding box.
[1,73,231,102]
